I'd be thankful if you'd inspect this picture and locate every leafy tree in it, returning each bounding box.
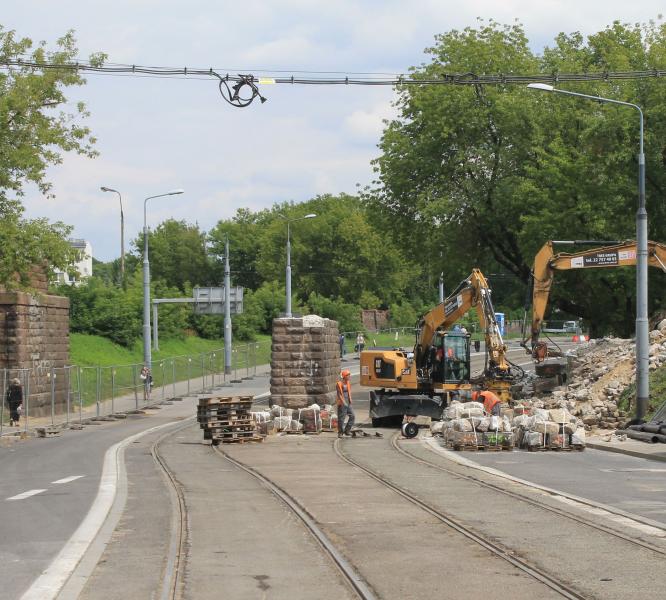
[368,19,666,336]
[134,219,211,292]
[0,27,104,289]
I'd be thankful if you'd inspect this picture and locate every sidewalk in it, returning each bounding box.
[0,363,273,439]
[587,433,666,463]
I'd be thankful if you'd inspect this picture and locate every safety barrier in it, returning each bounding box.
[0,341,267,437]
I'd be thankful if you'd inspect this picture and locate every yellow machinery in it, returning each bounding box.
[361,269,519,426]
[522,240,666,362]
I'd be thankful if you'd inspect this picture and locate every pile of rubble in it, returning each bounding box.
[521,319,666,431]
[431,400,585,451]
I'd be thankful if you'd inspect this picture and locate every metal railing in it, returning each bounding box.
[0,341,268,437]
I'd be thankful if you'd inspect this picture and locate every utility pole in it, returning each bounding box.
[224,236,232,375]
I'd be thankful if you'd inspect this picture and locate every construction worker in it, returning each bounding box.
[336,369,355,438]
[472,389,502,416]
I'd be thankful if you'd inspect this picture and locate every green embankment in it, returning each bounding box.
[618,365,666,421]
[68,333,271,407]
[70,333,271,367]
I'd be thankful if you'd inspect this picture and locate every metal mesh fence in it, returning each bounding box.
[0,341,267,436]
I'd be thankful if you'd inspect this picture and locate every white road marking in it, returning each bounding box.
[7,489,47,501]
[51,476,85,485]
[20,418,195,600]
[601,468,666,473]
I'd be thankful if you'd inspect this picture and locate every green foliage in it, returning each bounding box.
[0,27,104,290]
[134,220,211,292]
[388,300,421,328]
[306,292,363,332]
[367,18,666,337]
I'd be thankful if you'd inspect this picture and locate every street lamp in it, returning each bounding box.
[100,187,125,281]
[278,213,317,317]
[143,189,184,369]
[527,83,648,422]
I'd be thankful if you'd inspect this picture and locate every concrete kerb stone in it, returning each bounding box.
[586,441,666,463]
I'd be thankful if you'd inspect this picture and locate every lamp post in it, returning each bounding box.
[527,83,648,421]
[143,189,184,369]
[100,186,125,281]
[278,213,317,317]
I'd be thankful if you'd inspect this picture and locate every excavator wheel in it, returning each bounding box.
[401,422,419,439]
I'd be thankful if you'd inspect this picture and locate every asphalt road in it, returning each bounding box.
[0,340,637,598]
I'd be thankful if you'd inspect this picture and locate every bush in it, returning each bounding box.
[306,292,363,332]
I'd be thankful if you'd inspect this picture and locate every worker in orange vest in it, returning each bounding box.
[472,389,502,416]
[336,369,355,438]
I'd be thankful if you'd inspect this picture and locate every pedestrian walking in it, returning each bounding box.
[6,378,23,427]
[339,333,346,358]
[355,333,365,354]
[140,366,153,400]
[336,369,355,438]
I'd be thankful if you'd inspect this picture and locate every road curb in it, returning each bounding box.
[586,441,666,463]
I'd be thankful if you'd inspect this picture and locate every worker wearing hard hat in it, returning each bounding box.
[336,369,355,438]
[472,389,502,416]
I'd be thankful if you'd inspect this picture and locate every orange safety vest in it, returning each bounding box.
[480,390,500,414]
[336,379,352,406]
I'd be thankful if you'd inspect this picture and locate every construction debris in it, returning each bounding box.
[197,395,262,445]
[431,400,585,451]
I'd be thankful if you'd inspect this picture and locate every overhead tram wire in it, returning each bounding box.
[2,57,665,107]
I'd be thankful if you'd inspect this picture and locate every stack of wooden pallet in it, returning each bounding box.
[197,395,263,445]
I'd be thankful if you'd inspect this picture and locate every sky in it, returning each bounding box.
[4,1,664,261]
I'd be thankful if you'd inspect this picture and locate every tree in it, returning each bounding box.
[0,27,105,289]
[368,19,666,335]
[134,219,211,291]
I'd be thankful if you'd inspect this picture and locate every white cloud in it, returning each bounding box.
[5,1,665,261]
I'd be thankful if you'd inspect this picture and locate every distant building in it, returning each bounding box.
[53,239,93,286]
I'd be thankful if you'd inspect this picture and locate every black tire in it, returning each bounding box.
[401,422,419,439]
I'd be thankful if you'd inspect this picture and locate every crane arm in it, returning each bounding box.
[415,269,510,376]
[525,240,666,358]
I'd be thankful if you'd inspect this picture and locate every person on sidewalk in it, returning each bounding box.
[140,366,153,400]
[339,333,346,358]
[336,369,355,438]
[355,333,365,355]
[472,389,502,416]
[6,378,23,427]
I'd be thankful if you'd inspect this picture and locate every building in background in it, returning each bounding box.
[53,239,93,286]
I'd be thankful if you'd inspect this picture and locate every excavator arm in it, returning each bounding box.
[525,240,666,360]
[416,269,511,377]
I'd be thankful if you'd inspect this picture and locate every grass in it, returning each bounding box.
[618,364,666,420]
[66,333,272,408]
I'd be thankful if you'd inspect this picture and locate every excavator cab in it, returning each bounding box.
[431,332,471,384]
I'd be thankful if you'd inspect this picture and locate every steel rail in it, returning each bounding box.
[333,437,587,600]
[151,421,192,600]
[212,445,377,600]
[392,434,666,556]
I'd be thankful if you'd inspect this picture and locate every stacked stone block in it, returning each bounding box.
[0,290,70,417]
[270,315,340,409]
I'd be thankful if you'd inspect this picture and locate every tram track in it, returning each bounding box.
[333,436,588,600]
[150,421,193,600]
[391,433,666,557]
[212,443,378,600]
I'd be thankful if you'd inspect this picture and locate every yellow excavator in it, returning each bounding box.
[361,269,521,427]
[522,239,666,365]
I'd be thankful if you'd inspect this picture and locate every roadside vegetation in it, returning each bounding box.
[4,20,666,373]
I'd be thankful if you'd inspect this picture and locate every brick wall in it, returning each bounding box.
[0,291,70,417]
[270,315,340,409]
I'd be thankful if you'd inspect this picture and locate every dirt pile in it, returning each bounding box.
[521,319,666,431]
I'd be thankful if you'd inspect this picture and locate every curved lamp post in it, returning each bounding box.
[143,189,184,368]
[100,186,125,280]
[527,83,648,421]
[278,213,317,317]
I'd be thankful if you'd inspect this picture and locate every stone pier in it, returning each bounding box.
[0,276,70,417]
[270,315,340,409]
